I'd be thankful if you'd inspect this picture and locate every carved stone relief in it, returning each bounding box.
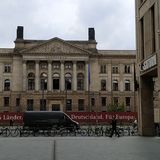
[24,39,89,55]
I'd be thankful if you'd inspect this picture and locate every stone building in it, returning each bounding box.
[0,26,136,113]
[136,0,160,136]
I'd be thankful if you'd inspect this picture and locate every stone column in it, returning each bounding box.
[73,61,77,91]
[48,61,52,91]
[60,61,65,91]
[35,61,39,91]
[85,61,89,91]
[22,60,27,91]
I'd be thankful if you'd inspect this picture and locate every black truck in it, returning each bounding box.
[23,111,79,130]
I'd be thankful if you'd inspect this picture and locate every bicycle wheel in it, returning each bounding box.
[105,128,111,137]
[95,128,103,136]
[50,128,57,137]
[118,127,124,136]
[60,128,70,136]
[2,128,10,137]
[11,128,20,137]
[79,128,87,136]
[21,129,30,137]
[87,128,94,136]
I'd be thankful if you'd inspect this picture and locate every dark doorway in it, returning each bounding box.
[52,104,60,111]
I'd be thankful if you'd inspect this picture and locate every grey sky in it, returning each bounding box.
[0,0,135,50]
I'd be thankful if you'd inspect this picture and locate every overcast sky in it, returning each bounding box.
[0,0,135,50]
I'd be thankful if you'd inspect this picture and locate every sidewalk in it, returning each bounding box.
[0,136,160,160]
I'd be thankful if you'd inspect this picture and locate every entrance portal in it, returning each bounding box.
[52,104,60,111]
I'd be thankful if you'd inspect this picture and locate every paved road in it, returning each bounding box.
[0,136,160,160]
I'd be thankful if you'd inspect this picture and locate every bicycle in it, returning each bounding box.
[10,127,21,137]
[0,127,10,137]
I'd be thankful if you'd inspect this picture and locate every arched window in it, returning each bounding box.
[65,73,72,90]
[77,73,84,90]
[101,80,106,91]
[40,73,48,90]
[113,80,118,91]
[28,73,35,90]
[4,79,10,91]
[125,80,130,91]
[53,73,60,90]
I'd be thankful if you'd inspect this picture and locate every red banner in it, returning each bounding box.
[0,112,23,123]
[0,112,137,125]
[67,112,137,124]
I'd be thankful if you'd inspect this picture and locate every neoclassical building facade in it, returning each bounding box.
[0,27,136,112]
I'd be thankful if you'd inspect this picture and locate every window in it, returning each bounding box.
[4,64,11,73]
[124,65,131,74]
[65,73,72,90]
[28,79,35,90]
[28,73,35,90]
[101,80,106,91]
[113,80,118,91]
[113,97,119,106]
[16,98,20,111]
[16,98,20,107]
[40,73,48,90]
[66,99,72,111]
[91,98,95,106]
[125,97,131,111]
[27,99,33,111]
[4,97,9,107]
[78,99,84,111]
[53,73,60,90]
[125,80,131,91]
[125,97,130,106]
[41,79,47,90]
[4,79,10,91]
[112,65,118,74]
[77,73,84,90]
[40,99,46,111]
[101,97,106,106]
[100,65,106,73]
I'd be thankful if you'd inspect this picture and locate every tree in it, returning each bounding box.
[107,102,125,112]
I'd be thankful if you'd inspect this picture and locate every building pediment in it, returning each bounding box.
[20,37,91,55]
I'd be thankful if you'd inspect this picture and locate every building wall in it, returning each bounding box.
[136,0,160,135]
[0,27,136,113]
